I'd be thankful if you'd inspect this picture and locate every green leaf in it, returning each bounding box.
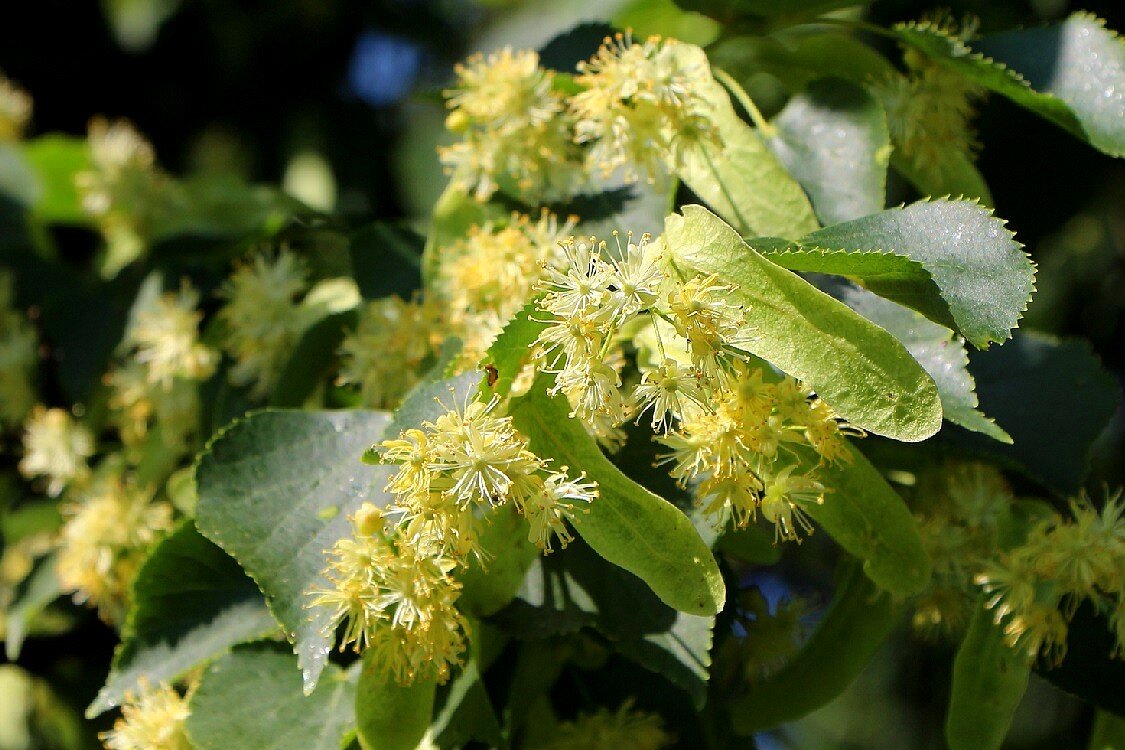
[348,222,423,300]
[88,522,278,716]
[827,281,1009,442]
[186,642,356,750]
[1089,710,1125,750]
[943,332,1120,495]
[355,651,435,750]
[891,148,993,205]
[195,410,394,692]
[674,45,819,239]
[729,561,897,734]
[769,77,890,225]
[761,199,1034,348]
[20,135,93,224]
[270,310,357,408]
[1038,603,1125,716]
[509,379,725,616]
[479,302,546,401]
[895,14,1125,156]
[664,205,941,442]
[430,653,503,748]
[3,552,61,660]
[709,31,896,95]
[946,604,1030,750]
[803,443,931,595]
[674,0,865,25]
[494,538,714,707]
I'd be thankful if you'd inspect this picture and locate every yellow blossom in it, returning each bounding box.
[572,34,715,182]
[218,248,315,399]
[307,504,469,684]
[56,472,173,622]
[440,48,582,202]
[338,295,446,409]
[538,699,673,750]
[18,407,94,497]
[0,71,31,141]
[101,683,191,750]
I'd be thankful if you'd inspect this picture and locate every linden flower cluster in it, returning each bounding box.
[55,472,174,623]
[75,117,165,275]
[106,280,216,454]
[537,700,672,750]
[338,295,447,409]
[0,272,37,428]
[440,48,582,202]
[379,394,597,556]
[18,407,94,497]
[877,15,985,177]
[909,463,1016,635]
[218,248,317,399]
[533,231,854,541]
[434,210,575,356]
[101,682,191,750]
[976,492,1125,663]
[309,503,469,684]
[572,34,715,182]
[0,71,31,142]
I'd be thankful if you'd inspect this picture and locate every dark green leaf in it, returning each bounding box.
[729,561,896,733]
[1038,601,1125,715]
[761,199,1034,348]
[348,222,423,300]
[3,552,61,660]
[88,523,278,716]
[494,538,714,707]
[510,379,726,616]
[895,14,1125,156]
[270,310,357,408]
[769,78,890,225]
[943,332,1120,495]
[665,205,941,442]
[186,642,356,750]
[195,410,393,691]
[946,603,1030,750]
[709,31,895,94]
[891,148,993,205]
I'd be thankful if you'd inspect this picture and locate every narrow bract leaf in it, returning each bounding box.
[729,562,897,733]
[664,205,942,442]
[195,410,394,692]
[186,642,356,750]
[804,444,932,595]
[355,652,436,750]
[673,45,819,239]
[769,77,890,225]
[509,379,725,616]
[946,604,1030,750]
[827,282,1009,442]
[89,523,278,717]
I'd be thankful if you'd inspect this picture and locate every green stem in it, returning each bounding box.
[713,68,776,139]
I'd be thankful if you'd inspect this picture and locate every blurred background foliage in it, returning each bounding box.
[0,0,1122,748]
